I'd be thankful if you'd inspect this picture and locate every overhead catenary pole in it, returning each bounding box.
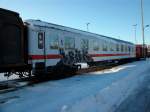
[140,0,145,58]
[133,24,137,44]
[144,25,150,44]
[86,23,90,32]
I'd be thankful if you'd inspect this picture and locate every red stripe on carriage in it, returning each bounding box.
[29,55,45,60]
[29,54,63,60]
[46,54,63,59]
[29,53,129,60]
[89,53,129,57]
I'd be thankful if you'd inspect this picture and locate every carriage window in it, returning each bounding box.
[121,44,124,52]
[131,47,134,52]
[124,45,126,52]
[93,40,99,51]
[125,45,128,52]
[131,47,133,52]
[102,41,108,51]
[110,43,114,51]
[128,46,131,52]
[81,39,89,51]
[50,35,59,49]
[116,44,119,51]
[130,47,132,52]
[38,32,44,49]
[65,37,75,49]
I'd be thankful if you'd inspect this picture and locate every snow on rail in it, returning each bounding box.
[0,59,150,112]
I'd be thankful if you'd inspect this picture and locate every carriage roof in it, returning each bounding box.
[25,19,134,45]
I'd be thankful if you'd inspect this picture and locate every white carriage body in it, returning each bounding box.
[26,19,135,69]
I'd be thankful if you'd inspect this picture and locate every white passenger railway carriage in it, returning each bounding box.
[26,19,135,73]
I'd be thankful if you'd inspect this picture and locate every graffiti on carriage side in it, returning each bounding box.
[58,49,93,65]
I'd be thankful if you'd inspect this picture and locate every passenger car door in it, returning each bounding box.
[37,31,46,64]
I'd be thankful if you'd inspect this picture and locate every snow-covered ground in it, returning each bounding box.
[0,59,150,112]
[114,72,150,112]
[0,73,19,81]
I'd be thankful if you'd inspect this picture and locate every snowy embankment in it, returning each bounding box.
[0,60,150,112]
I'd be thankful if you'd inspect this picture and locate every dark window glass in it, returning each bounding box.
[110,43,114,51]
[128,46,131,52]
[121,44,124,52]
[93,40,99,51]
[116,44,119,51]
[103,41,108,51]
[125,45,127,52]
[38,32,44,49]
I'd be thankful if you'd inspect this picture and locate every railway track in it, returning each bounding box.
[0,78,30,94]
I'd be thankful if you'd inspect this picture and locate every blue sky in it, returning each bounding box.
[0,0,149,44]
